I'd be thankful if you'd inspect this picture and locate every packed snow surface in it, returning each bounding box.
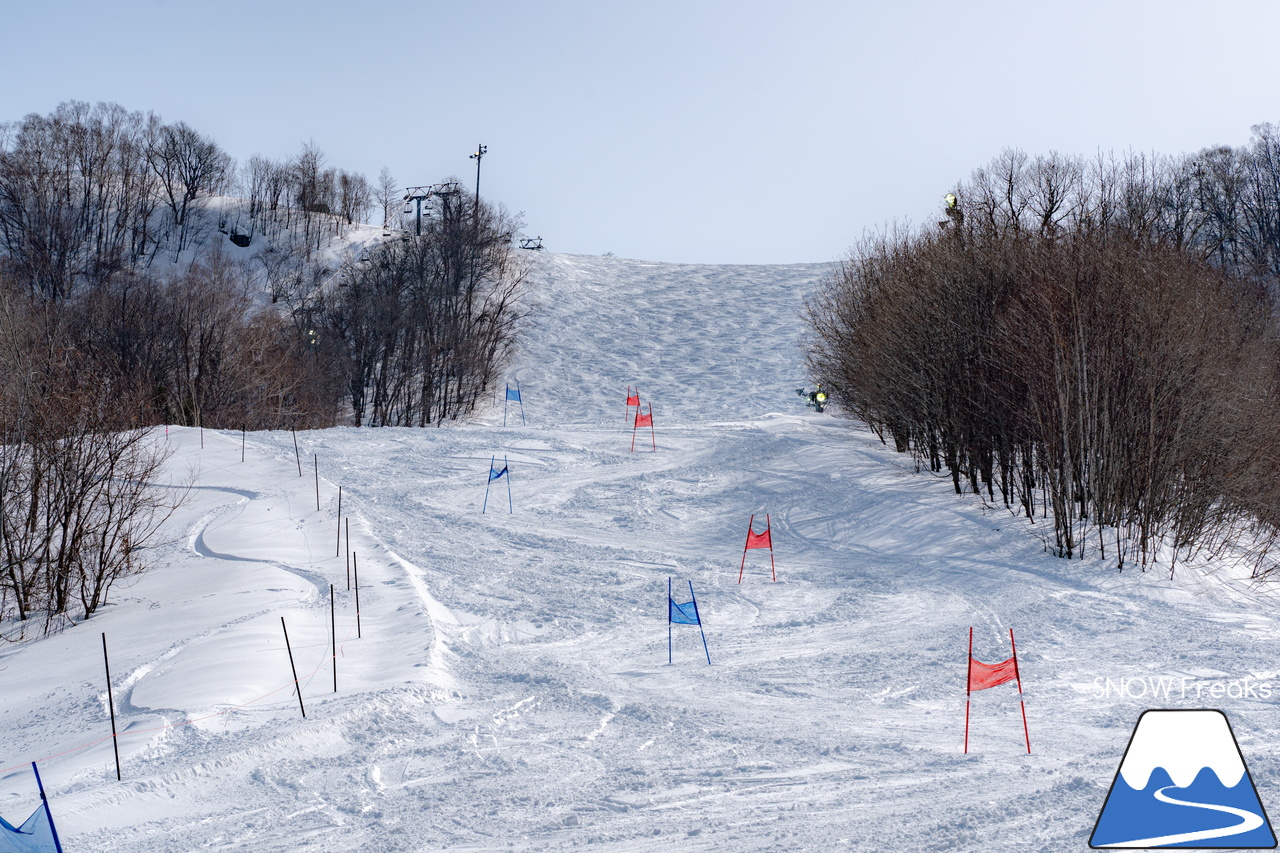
[3,252,1280,851]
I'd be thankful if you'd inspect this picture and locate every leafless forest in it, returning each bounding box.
[0,101,528,630]
[808,130,1280,574]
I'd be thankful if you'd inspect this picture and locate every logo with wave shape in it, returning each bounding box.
[1091,709,1276,848]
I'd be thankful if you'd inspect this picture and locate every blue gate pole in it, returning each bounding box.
[667,578,673,665]
[505,456,513,513]
[483,456,494,513]
[31,763,64,853]
[688,581,711,665]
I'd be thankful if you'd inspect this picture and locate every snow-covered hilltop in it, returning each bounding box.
[3,253,1280,852]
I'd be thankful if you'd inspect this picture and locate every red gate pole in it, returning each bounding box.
[738,514,754,583]
[648,405,656,450]
[964,627,973,754]
[1011,628,1031,754]
[766,514,776,582]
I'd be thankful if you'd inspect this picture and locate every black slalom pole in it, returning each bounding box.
[353,552,362,639]
[241,425,246,462]
[314,454,320,512]
[281,617,305,718]
[335,486,342,556]
[345,518,350,590]
[292,429,302,477]
[101,634,121,781]
[330,584,337,694]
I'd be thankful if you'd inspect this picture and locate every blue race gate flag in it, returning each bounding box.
[0,764,63,853]
[503,381,526,426]
[482,456,512,513]
[669,600,699,625]
[668,578,711,665]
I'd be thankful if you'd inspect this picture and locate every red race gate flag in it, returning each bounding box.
[969,655,1018,691]
[964,627,1030,754]
[626,386,640,424]
[631,404,655,452]
[745,526,772,551]
[738,513,776,583]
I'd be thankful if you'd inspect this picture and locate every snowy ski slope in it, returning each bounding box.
[3,251,1280,851]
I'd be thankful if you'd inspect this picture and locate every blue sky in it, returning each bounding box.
[2,1,1277,263]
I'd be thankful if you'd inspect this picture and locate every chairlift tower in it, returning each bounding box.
[402,182,462,237]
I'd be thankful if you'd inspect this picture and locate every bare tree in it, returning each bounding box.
[0,288,183,634]
[808,148,1280,573]
[325,191,528,426]
[338,170,373,227]
[377,166,397,232]
[0,101,161,299]
[145,118,232,256]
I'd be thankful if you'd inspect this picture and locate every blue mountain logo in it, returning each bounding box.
[1091,709,1276,848]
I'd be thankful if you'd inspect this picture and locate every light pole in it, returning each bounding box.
[467,144,488,294]
[469,143,487,221]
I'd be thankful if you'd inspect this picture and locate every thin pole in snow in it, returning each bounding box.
[331,584,337,694]
[1011,628,1031,754]
[505,456,513,513]
[102,634,121,781]
[32,762,64,853]
[292,429,302,477]
[688,580,711,665]
[964,627,973,754]
[281,617,305,718]
[767,513,776,582]
[345,518,351,590]
[335,486,342,556]
[738,514,755,583]
[667,578,673,665]
[241,426,245,462]
[314,455,320,512]
[353,552,362,639]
